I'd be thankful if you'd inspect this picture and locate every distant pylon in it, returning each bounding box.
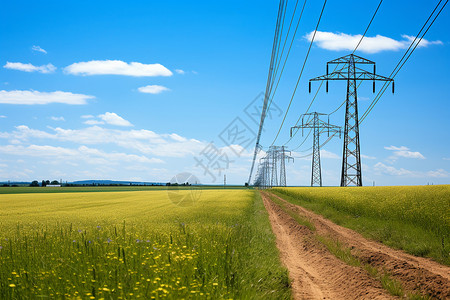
[309,54,394,186]
[253,146,293,188]
[312,114,321,186]
[270,146,278,187]
[291,112,341,187]
[279,146,293,187]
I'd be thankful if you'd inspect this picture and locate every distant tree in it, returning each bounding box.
[30,180,39,187]
[45,180,50,185]
[41,180,47,187]
[50,180,59,185]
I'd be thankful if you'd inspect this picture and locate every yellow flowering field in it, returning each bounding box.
[272,185,450,265]
[0,189,290,299]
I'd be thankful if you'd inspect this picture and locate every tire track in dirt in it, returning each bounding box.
[262,192,394,300]
[268,191,450,299]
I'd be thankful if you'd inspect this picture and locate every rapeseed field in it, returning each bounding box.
[272,185,450,265]
[0,189,290,299]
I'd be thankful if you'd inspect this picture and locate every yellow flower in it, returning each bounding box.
[9,284,16,288]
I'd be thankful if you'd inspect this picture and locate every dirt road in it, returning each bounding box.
[262,191,450,299]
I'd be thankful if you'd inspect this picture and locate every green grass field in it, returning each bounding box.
[0,189,290,299]
[272,185,450,265]
[0,185,250,194]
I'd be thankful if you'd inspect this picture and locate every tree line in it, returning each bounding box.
[29,180,61,187]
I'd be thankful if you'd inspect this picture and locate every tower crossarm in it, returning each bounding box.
[327,54,375,65]
[310,71,393,82]
[290,113,342,138]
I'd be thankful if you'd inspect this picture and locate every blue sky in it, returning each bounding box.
[0,0,449,186]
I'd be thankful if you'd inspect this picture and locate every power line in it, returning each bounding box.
[266,0,308,114]
[270,0,297,91]
[290,112,341,186]
[270,0,328,146]
[247,0,287,184]
[360,0,448,123]
[284,64,346,146]
[353,0,384,54]
[292,131,337,157]
[328,99,346,115]
[292,128,312,151]
[282,0,382,148]
[272,0,289,80]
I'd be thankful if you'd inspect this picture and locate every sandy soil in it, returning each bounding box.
[262,191,450,299]
[262,192,394,299]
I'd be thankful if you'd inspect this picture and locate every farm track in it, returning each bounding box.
[262,192,394,300]
[263,191,450,299]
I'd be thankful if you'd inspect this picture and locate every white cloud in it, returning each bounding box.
[384,146,409,151]
[175,69,186,74]
[0,115,6,118]
[83,120,104,125]
[0,125,206,158]
[4,62,56,73]
[320,149,340,159]
[31,45,47,54]
[402,35,443,47]
[396,151,425,159]
[0,90,93,105]
[442,157,450,161]
[305,31,442,54]
[374,162,448,178]
[81,115,94,119]
[169,133,187,142]
[138,85,170,94]
[426,169,449,178]
[50,116,65,121]
[98,112,132,127]
[384,145,425,160]
[361,154,376,160]
[374,162,414,176]
[64,60,173,77]
[0,144,164,165]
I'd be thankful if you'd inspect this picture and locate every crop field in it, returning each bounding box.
[0,185,248,194]
[272,185,450,265]
[0,189,290,299]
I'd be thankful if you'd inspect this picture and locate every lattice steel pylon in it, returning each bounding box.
[270,146,279,187]
[255,156,268,189]
[309,54,394,186]
[279,146,294,187]
[253,147,293,188]
[291,112,341,187]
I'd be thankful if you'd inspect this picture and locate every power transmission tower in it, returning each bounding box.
[253,163,263,188]
[253,146,293,188]
[259,155,271,189]
[309,54,394,186]
[270,146,279,187]
[279,146,294,187]
[291,112,341,187]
